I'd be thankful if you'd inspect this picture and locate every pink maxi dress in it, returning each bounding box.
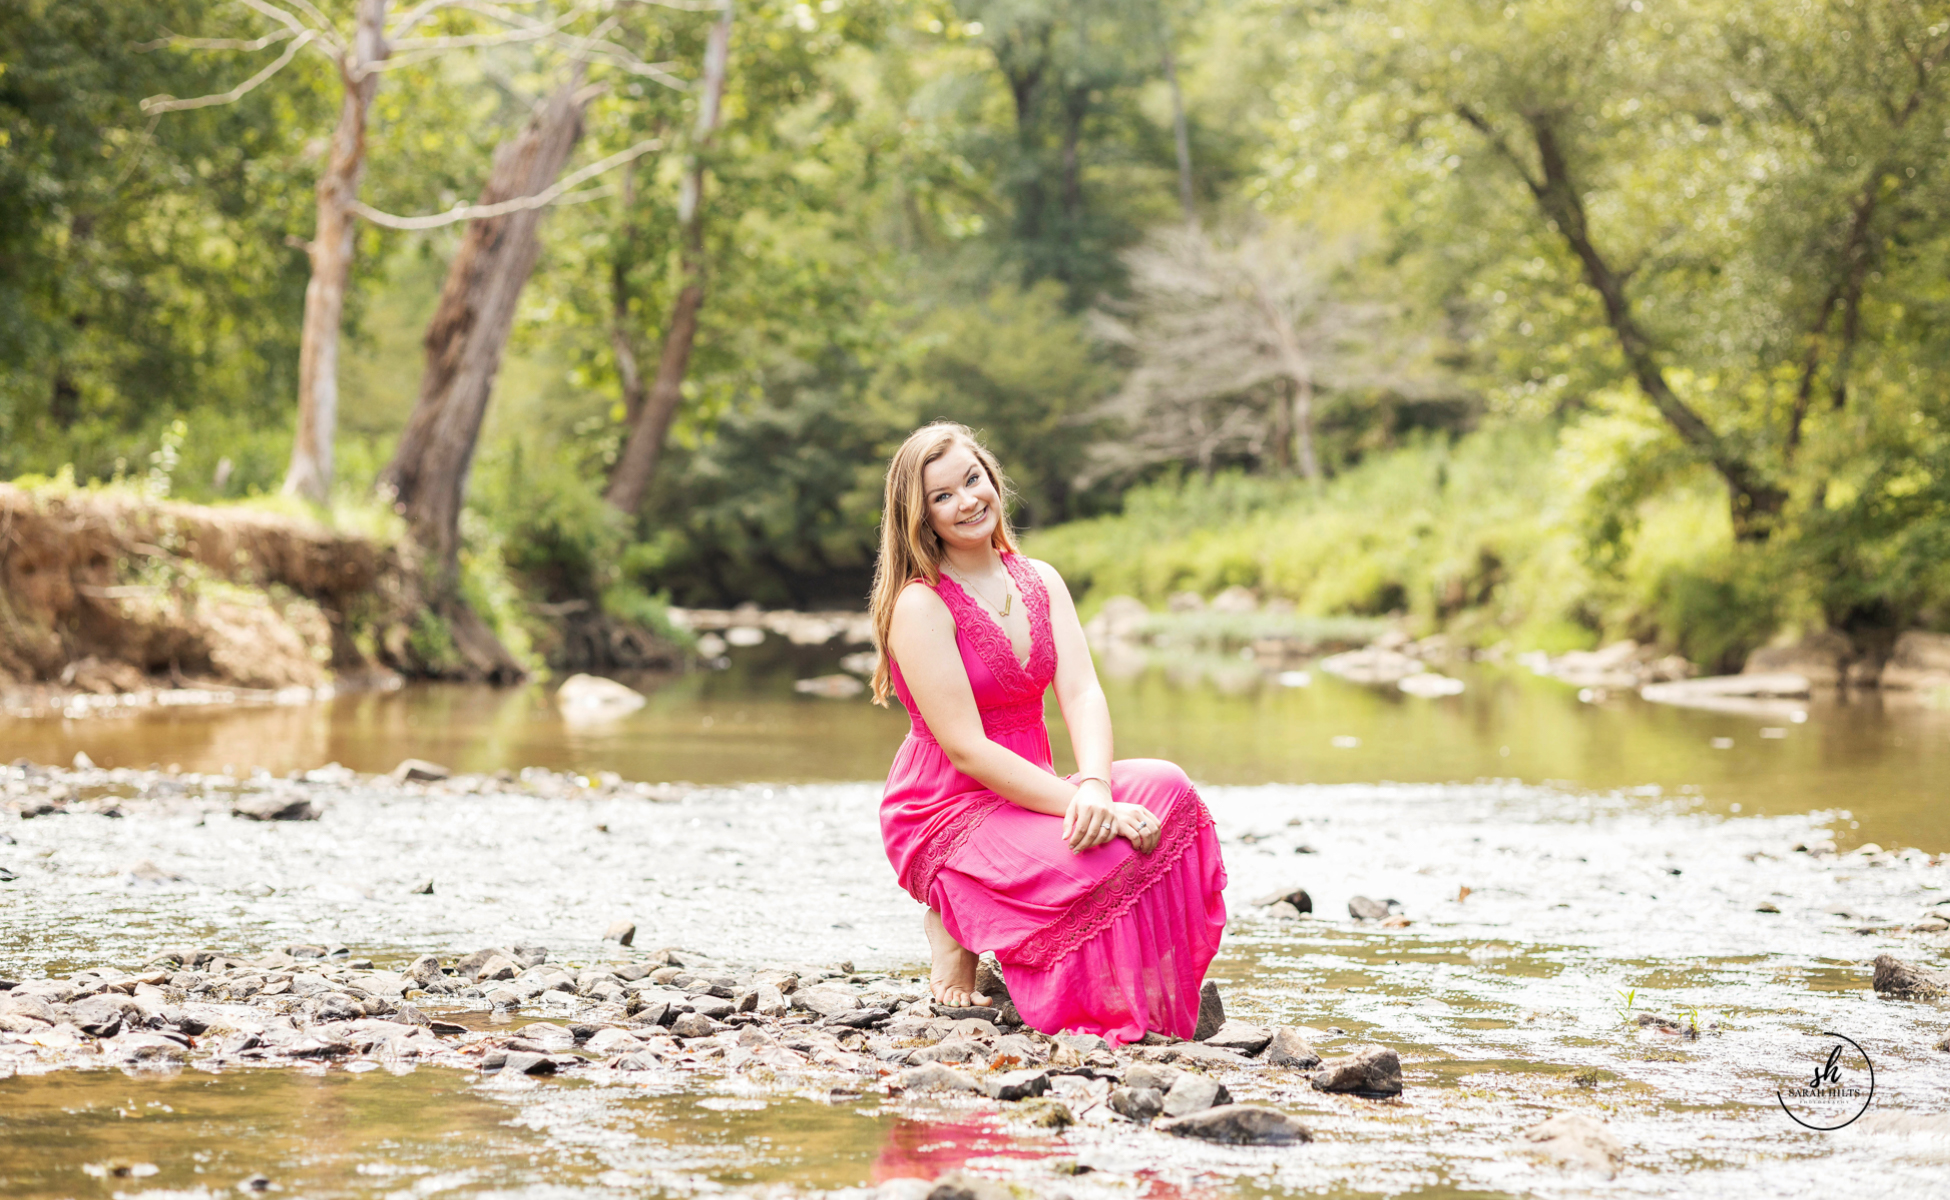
[880,553,1227,1045]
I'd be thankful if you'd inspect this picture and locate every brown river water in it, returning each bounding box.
[2,640,1948,1198]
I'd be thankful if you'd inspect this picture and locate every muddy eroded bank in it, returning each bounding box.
[3,761,1949,1197]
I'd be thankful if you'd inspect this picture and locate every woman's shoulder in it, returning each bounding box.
[1015,555,1071,594]
[892,577,951,619]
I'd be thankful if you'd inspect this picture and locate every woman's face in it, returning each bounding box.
[920,442,1000,552]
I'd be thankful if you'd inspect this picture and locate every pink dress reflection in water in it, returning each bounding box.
[880,553,1227,1046]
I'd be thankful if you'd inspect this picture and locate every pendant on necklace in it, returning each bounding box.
[999,592,1013,617]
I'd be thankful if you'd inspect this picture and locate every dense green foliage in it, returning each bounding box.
[4,0,1947,657]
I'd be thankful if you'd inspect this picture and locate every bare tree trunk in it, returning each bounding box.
[378,69,592,678]
[607,161,648,425]
[604,3,733,515]
[1268,378,1293,474]
[1161,34,1194,226]
[283,0,389,503]
[1059,83,1087,226]
[1248,277,1322,482]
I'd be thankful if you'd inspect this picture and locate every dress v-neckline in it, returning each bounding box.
[942,555,1039,676]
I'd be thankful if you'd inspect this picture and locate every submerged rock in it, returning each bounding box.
[1310,1044,1403,1096]
[230,796,318,821]
[1515,1112,1624,1179]
[1158,1104,1311,1145]
[1872,954,1950,999]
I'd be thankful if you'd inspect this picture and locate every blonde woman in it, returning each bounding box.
[870,422,1227,1045]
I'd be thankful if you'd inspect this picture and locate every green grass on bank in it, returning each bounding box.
[1027,425,1806,671]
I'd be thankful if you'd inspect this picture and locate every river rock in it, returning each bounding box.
[1516,1112,1624,1179]
[554,674,647,715]
[473,955,520,983]
[1310,1044,1403,1095]
[69,995,125,1038]
[390,759,451,783]
[1319,646,1424,685]
[1882,631,1950,690]
[1350,895,1400,921]
[973,957,1012,1002]
[1872,954,1950,999]
[793,674,866,699]
[1161,1073,1231,1116]
[792,987,860,1018]
[1263,1026,1323,1068]
[829,1007,891,1030]
[500,1051,556,1076]
[982,1069,1050,1101]
[1204,1020,1272,1056]
[1194,981,1226,1041]
[1744,631,1855,687]
[1158,1104,1312,1145]
[1125,1063,1180,1092]
[313,994,361,1023]
[509,943,548,969]
[670,1012,724,1038]
[1253,886,1313,913]
[1108,1085,1165,1121]
[900,1062,981,1093]
[911,1036,985,1065]
[1642,672,1810,702]
[603,920,636,947]
[230,795,318,821]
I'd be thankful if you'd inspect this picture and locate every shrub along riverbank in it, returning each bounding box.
[1028,424,1950,675]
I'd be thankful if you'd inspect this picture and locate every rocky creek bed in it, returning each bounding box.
[3,760,1950,1198]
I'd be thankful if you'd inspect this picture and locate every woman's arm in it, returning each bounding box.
[887,582,1118,851]
[1033,560,1158,854]
[1034,560,1112,781]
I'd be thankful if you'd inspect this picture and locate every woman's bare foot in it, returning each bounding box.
[924,909,990,1007]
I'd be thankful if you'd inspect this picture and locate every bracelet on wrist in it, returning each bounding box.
[1073,774,1112,793]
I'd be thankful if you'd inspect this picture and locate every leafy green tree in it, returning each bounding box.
[1264,0,1950,545]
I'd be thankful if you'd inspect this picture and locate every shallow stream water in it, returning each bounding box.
[2,643,1947,1198]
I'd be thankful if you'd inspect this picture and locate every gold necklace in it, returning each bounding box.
[945,562,1013,617]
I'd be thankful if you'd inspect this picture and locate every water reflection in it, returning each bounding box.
[2,639,1945,851]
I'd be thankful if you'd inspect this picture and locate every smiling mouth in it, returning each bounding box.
[956,508,989,526]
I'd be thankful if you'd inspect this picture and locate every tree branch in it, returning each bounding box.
[350,135,661,228]
[140,30,317,114]
[1455,105,1542,193]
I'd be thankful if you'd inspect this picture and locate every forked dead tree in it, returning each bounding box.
[142,0,681,503]
[1097,222,1405,481]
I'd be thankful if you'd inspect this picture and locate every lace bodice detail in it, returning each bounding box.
[931,553,1056,701]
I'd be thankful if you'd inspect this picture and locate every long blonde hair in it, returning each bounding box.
[869,422,1019,705]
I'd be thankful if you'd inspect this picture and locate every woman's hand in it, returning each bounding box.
[1114,802,1162,854]
[1061,779,1117,852]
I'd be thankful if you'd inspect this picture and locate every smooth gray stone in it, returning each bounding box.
[1159,1104,1312,1145]
[1310,1043,1403,1095]
[1107,1085,1164,1121]
[1264,1026,1322,1068]
[1161,1072,1231,1117]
